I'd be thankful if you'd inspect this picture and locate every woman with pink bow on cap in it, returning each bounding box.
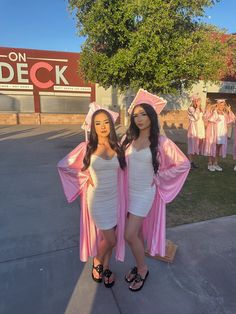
[57,103,126,288]
[122,89,190,292]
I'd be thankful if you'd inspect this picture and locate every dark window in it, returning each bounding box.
[0,94,34,112]
[40,95,90,113]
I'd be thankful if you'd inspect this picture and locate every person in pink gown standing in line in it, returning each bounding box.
[57,103,126,288]
[233,122,236,171]
[122,89,190,292]
[203,99,235,172]
[187,95,205,169]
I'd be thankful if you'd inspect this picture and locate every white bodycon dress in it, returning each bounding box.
[128,145,156,217]
[87,154,119,230]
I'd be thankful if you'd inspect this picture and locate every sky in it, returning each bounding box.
[0,0,235,53]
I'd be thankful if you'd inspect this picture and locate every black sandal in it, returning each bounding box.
[129,270,149,292]
[103,269,115,288]
[92,260,103,283]
[125,266,137,283]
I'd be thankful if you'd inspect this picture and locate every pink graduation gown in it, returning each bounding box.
[203,110,235,158]
[126,135,190,257]
[57,142,126,262]
[234,124,236,160]
[187,107,201,155]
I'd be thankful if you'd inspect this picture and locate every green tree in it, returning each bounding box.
[69,0,229,94]
[225,35,236,78]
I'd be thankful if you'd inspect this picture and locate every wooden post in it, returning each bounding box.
[145,240,178,263]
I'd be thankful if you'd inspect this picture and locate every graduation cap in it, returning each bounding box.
[128,88,167,115]
[215,99,227,103]
[191,94,201,102]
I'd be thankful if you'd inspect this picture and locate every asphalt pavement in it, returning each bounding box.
[0,125,235,314]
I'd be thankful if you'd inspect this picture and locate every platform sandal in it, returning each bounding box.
[103,269,115,288]
[125,266,137,283]
[92,260,103,283]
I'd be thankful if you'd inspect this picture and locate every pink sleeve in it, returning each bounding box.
[157,136,190,203]
[226,111,235,124]
[203,110,211,123]
[57,142,90,203]
[234,125,236,159]
[207,110,220,123]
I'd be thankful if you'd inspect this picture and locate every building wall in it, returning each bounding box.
[96,80,236,128]
[1,46,236,127]
[0,47,95,124]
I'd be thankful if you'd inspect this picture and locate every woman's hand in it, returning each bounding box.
[88,176,95,187]
[211,104,217,113]
[226,105,231,113]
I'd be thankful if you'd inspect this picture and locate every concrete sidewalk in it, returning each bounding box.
[0,125,236,314]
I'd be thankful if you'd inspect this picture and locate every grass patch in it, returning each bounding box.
[167,143,236,227]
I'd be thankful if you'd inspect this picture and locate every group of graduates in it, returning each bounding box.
[57,89,190,292]
[187,96,236,171]
[57,89,235,293]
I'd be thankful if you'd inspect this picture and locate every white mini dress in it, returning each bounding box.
[216,114,226,145]
[87,154,119,230]
[196,112,205,139]
[128,145,156,217]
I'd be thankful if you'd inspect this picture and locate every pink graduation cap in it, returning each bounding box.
[82,102,119,140]
[191,94,201,102]
[128,88,167,115]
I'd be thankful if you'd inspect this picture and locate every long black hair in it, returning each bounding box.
[122,103,159,174]
[82,109,126,170]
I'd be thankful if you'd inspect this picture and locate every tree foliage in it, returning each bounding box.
[69,0,230,93]
[225,35,236,79]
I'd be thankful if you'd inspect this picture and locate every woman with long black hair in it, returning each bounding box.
[58,103,126,288]
[122,89,190,292]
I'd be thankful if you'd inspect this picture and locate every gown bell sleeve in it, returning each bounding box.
[142,136,190,257]
[207,110,220,123]
[226,110,235,125]
[188,107,199,121]
[57,142,90,203]
[157,136,190,203]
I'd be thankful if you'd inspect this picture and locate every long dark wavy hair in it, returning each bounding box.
[122,103,159,174]
[82,109,126,170]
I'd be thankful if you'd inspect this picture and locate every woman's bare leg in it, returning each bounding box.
[93,228,116,280]
[199,139,204,155]
[125,214,148,288]
[214,144,221,165]
[208,156,213,165]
